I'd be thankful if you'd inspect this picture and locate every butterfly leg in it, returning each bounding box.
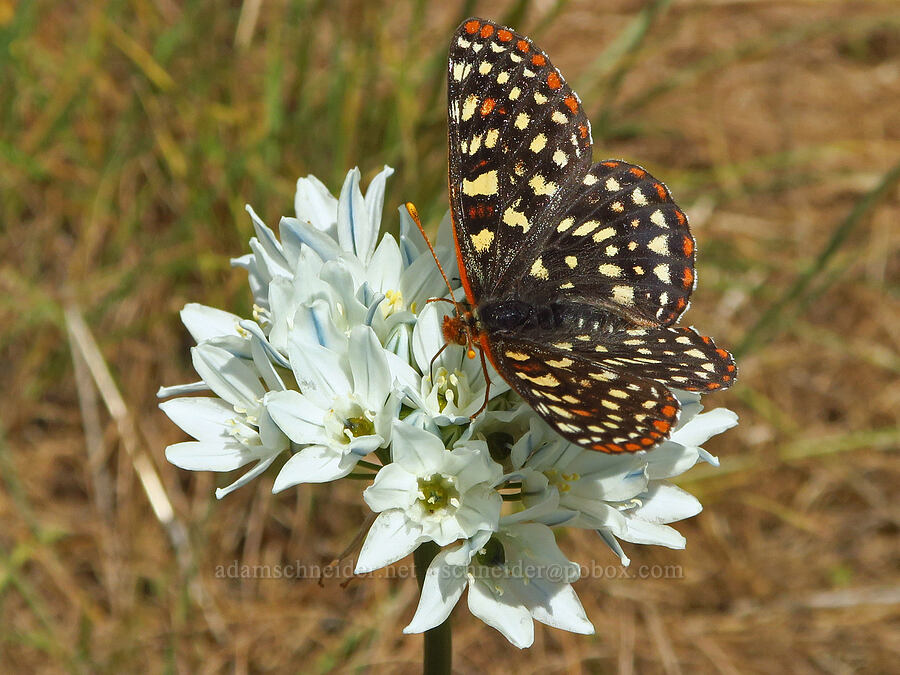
[469,346,491,420]
[428,340,450,385]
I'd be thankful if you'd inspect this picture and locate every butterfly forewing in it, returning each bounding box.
[448,18,593,300]
[487,336,681,452]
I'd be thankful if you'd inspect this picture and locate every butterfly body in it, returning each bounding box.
[445,18,736,453]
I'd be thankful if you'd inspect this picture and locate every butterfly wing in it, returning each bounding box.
[509,159,697,327]
[487,335,681,452]
[447,17,593,302]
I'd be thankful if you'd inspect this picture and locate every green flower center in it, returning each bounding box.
[417,474,459,515]
[343,414,375,441]
[475,536,505,567]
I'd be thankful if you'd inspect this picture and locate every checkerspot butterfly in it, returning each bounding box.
[441,17,736,453]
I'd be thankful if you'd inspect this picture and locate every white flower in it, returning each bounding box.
[355,423,503,574]
[160,339,290,499]
[404,524,593,649]
[508,391,738,564]
[266,325,409,489]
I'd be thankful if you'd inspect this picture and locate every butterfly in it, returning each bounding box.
[441,17,736,453]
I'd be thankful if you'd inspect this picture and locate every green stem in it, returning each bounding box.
[413,542,451,675]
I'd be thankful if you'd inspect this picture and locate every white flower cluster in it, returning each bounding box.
[159,167,738,649]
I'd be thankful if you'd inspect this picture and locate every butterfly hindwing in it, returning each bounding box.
[509,160,697,326]
[487,335,681,452]
[448,17,593,301]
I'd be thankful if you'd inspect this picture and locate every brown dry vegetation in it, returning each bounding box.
[2,0,899,673]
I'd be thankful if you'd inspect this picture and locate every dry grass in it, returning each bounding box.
[2,0,898,672]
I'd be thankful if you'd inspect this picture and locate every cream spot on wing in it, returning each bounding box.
[565,256,578,268]
[676,336,691,344]
[562,395,580,404]
[702,362,716,372]
[553,149,568,167]
[548,404,574,418]
[633,265,644,275]
[557,217,575,232]
[452,62,466,81]
[496,70,509,84]
[605,245,618,257]
[601,400,620,410]
[457,38,471,48]
[530,257,549,280]
[472,43,483,53]
[632,188,648,205]
[485,128,499,148]
[509,86,521,100]
[515,112,530,129]
[529,174,557,195]
[515,372,560,387]
[552,110,567,124]
[462,170,498,196]
[529,133,547,153]
[504,351,530,361]
[502,206,530,232]
[576,334,590,341]
[573,220,600,236]
[559,282,574,289]
[589,371,614,380]
[608,389,628,399]
[628,241,638,251]
[468,133,482,155]
[471,228,494,253]
[546,357,573,368]
[583,174,598,185]
[490,42,505,53]
[650,209,667,227]
[593,227,615,242]
[479,61,493,75]
[598,264,622,277]
[605,177,620,191]
[523,68,535,78]
[552,342,573,351]
[534,91,548,104]
[648,235,669,255]
[594,345,609,353]
[654,264,671,283]
[685,349,706,359]
[461,94,479,121]
[642,400,658,409]
[612,285,635,305]
[611,201,624,213]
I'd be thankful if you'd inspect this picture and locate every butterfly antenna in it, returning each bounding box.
[405,202,463,317]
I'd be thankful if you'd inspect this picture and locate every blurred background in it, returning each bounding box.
[2,0,898,672]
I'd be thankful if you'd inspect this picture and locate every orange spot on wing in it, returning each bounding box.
[706,382,721,390]
[661,405,677,417]
[716,348,729,359]
[563,95,578,113]
[516,39,530,52]
[652,420,671,433]
[654,183,667,199]
[727,364,735,372]
[722,375,732,382]
[649,431,663,439]
[498,29,513,42]
[625,442,641,452]
[480,98,496,115]
[464,20,480,34]
[531,53,546,66]
[701,335,711,344]
[630,167,646,178]
[606,443,624,453]
[547,72,561,89]
[683,235,694,257]
[572,409,593,417]
[675,210,686,225]
[480,24,494,38]
[578,124,588,138]
[640,437,655,446]
[682,267,694,288]
[602,161,619,167]
[675,297,687,310]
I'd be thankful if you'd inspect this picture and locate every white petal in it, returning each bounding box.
[364,165,394,245]
[337,168,375,263]
[290,299,346,352]
[411,302,452,375]
[215,454,280,499]
[468,579,534,649]
[617,519,686,549]
[159,397,239,441]
[631,483,702,524]
[180,304,243,343]
[366,234,402,293]
[363,463,418,512]
[644,442,701,480]
[513,576,593,635]
[265,390,329,445]
[165,440,257,472]
[294,174,339,232]
[349,326,390,409]
[191,344,264,413]
[279,216,342,263]
[403,548,467,634]
[390,422,448,475]
[287,337,350,403]
[669,408,738,447]
[355,510,422,573]
[272,444,355,491]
